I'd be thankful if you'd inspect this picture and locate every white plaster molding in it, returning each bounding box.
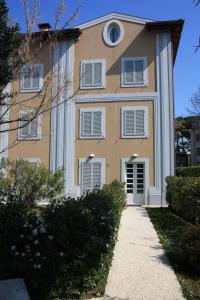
[103,19,124,47]
[0,83,10,161]
[76,13,154,30]
[74,92,158,103]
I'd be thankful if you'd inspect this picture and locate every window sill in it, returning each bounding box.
[79,136,105,140]
[17,137,41,141]
[20,88,42,93]
[121,83,148,88]
[80,85,106,90]
[121,135,148,139]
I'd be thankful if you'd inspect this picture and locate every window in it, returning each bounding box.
[103,20,124,47]
[20,64,43,92]
[196,148,200,156]
[18,111,41,140]
[196,133,200,142]
[25,158,41,167]
[80,108,105,139]
[121,106,148,138]
[79,158,105,194]
[80,60,106,89]
[121,57,148,87]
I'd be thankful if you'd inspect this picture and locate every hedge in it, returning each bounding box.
[0,180,126,300]
[166,176,200,223]
[176,166,200,177]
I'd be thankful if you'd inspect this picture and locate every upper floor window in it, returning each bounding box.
[121,57,148,87]
[20,64,44,92]
[121,106,148,138]
[80,60,106,89]
[80,108,105,139]
[103,20,124,47]
[18,110,41,140]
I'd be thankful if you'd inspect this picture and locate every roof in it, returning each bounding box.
[21,28,81,40]
[146,19,184,63]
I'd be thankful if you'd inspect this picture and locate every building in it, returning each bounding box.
[191,121,200,165]
[0,13,184,206]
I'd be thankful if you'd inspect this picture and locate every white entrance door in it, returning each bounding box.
[126,162,145,205]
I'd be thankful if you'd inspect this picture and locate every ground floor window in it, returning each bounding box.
[79,158,105,194]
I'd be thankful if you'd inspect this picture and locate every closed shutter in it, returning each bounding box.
[124,61,134,84]
[82,163,92,193]
[93,162,101,188]
[83,63,92,86]
[81,110,103,137]
[123,59,145,85]
[31,117,38,137]
[93,111,102,136]
[94,63,102,85]
[82,112,92,136]
[81,162,102,193]
[135,60,144,83]
[136,110,145,135]
[124,110,135,136]
[123,109,146,137]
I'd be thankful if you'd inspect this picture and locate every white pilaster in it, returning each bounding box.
[0,83,10,160]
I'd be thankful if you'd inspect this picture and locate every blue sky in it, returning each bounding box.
[6,0,200,116]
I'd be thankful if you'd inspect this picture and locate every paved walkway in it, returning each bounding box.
[90,207,185,300]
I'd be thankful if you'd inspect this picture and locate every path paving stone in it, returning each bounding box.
[89,207,185,300]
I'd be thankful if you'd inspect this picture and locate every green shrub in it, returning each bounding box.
[0,159,64,208]
[176,166,200,177]
[0,180,126,300]
[166,176,200,223]
[177,224,200,273]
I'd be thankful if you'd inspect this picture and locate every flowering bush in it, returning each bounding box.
[0,180,126,299]
[0,159,64,208]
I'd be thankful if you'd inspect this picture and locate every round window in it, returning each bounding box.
[103,20,124,47]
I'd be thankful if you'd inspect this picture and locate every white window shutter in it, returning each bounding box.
[94,63,102,85]
[135,60,144,83]
[93,111,102,136]
[32,66,40,89]
[124,110,135,136]
[83,63,92,86]
[92,162,101,188]
[82,163,91,193]
[124,61,134,84]
[136,110,145,135]
[82,112,92,136]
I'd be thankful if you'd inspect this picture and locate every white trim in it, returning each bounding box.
[121,157,149,205]
[80,59,106,89]
[155,32,174,205]
[0,83,10,160]
[76,13,154,30]
[79,107,105,139]
[121,57,148,87]
[50,40,76,197]
[79,158,105,195]
[103,19,124,47]
[121,106,148,139]
[74,92,158,103]
[20,64,44,93]
[18,110,42,140]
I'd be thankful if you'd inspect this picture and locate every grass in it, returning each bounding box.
[146,208,200,300]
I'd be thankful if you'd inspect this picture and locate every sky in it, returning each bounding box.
[6,0,200,117]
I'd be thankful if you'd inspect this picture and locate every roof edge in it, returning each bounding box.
[76,13,155,30]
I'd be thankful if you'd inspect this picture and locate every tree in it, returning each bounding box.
[189,86,200,116]
[0,0,80,153]
[0,0,21,91]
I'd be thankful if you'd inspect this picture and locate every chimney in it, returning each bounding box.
[38,23,51,32]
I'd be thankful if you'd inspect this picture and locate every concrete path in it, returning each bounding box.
[91,207,185,300]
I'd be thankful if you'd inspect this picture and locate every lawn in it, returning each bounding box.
[146,208,200,300]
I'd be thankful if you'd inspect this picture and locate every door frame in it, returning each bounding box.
[121,157,149,205]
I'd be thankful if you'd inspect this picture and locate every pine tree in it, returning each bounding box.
[0,0,21,92]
